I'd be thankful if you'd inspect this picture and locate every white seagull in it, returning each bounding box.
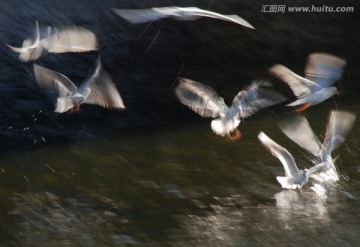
[175,78,287,139]
[269,53,346,112]
[6,21,98,62]
[278,110,356,182]
[33,57,125,113]
[112,6,255,29]
[258,132,328,189]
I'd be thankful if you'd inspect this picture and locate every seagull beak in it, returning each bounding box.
[293,102,312,113]
[334,91,341,96]
[227,129,241,141]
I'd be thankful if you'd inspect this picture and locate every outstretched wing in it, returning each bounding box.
[231,80,287,118]
[46,26,98,53]
[112,7,255,29]
[82,59,125,109]
[278,116,322,157]
[175,78,228,118]
[258,132,300,177]
[33,64,77,101]
[112,7,171,23]
[320,110,356,160]
[170,7,254,28]
[269,64,318,97]
[307,161,329,175]
[305,53,346,88]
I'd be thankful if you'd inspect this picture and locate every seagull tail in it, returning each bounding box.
[55,98,74,113]
[211,118,226,136]
[276,176,302,190]
[211,117,240,137]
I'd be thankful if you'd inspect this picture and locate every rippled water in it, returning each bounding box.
[0,0,359,246]
[1,100,360,246]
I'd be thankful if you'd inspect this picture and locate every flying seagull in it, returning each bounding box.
[33,57,125,113]
[278,110,356,182]
[6,21,98,62]
[258,132,328,189]
[269,53,346,112]
[112,6,255,29]
[175,78,286,139]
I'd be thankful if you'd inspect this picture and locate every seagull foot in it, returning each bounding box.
[227,129,241,141]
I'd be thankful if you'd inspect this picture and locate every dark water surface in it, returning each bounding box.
[0,0,359,246]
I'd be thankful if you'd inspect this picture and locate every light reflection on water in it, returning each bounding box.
[274,189,329,229]
[1,103,360,246]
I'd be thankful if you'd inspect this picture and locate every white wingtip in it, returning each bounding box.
[258,131,266,142]
[226,14,255,29]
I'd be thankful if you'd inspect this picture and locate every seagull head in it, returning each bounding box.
[237,105,245,118]
[293,87,338,113]
[311,87,338,105]
[303,169,310,176]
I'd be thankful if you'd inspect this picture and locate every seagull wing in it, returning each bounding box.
[307,161,330,175]
[258,132,300,177]
[305,53,346,88]
[278,116,322,157]
[81,58,125,109]
[320,110,356,160]
[46,26,98,53]
[175,78,228,118]
[112,7,171,23]
[170,7,255,29]
[269,64,318,98]
[78,56,102,93]
[33,64,77,100]
[232,80,287,118]
[112,7,255,29]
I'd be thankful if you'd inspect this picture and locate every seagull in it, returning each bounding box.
[33,57,125,113]
[175,78,287,139]
[6,20,43,62]
[7,20,41,53]
[278,110,356,182]
[6,21,98,62]
[112,6,255,29]
[258,132,328,189]
[269,53,346,112]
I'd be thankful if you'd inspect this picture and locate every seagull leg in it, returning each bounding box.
[68,104,80,113]
[227,129,241,141]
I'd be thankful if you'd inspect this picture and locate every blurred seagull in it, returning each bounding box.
[112,6,255,29]
[6,20,44,62]
[278,110,356,182]
[6,21,98,62]
[33,57,125,113]
[6,20,41,53]
[269,53,346,112]
[175,78,286,139]
[258,132,328,189]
